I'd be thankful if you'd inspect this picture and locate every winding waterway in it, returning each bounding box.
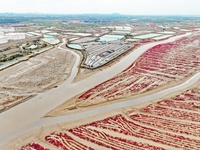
[0,33,198,147]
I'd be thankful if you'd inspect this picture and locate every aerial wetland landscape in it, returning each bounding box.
[0,0,200,149]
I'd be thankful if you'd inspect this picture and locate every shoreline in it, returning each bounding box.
[48,70,200,117]
[47,32,194,116]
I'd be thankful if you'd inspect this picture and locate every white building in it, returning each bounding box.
[5,33,26,40]
[0,32,4,36]
[41,30,51,33]
[0,36,8,44]
[0,27,15,32]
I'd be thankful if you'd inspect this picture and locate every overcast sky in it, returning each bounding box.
[0,0,200,15]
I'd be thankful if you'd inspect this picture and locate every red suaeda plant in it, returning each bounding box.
[21,143,49,150]
[129,113,200,137]
[75,34,200,105]
[69,114,200,149]
[45,132,93,150]
[141,104,200,122]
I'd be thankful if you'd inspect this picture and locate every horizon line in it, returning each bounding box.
[0,12,200,16]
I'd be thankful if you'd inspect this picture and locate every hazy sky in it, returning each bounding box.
[0,0,200,15]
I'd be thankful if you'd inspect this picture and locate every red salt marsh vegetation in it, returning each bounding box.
[73,33,200,107]
[14,85,200,150]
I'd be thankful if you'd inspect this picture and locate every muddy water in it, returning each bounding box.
[0,33,194,146]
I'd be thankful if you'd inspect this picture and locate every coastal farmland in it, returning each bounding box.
[49,33,200,115]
